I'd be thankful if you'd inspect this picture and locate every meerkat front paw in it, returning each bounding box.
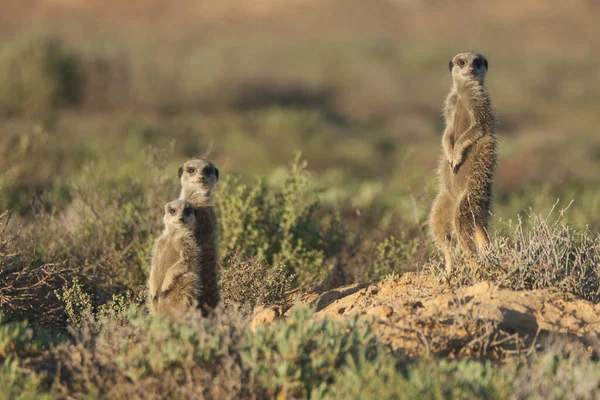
[451,151,463,173]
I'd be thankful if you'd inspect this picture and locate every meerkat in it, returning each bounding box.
[147,199,202,320]
[429,51,496,276]
[178,158,220,314]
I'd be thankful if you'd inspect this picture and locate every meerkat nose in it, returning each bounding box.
[178,217,184,222]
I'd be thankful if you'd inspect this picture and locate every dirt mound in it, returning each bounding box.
[276,272,600,358]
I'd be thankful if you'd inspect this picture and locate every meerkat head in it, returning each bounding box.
[449,52,488,85]
[178,159,219,197]
[163,199,196,230]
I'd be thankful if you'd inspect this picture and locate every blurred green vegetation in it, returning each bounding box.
[3,305,600,399]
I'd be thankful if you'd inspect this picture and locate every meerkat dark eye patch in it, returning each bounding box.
[202,165,214,175]
[473,59,481,69]
[187,167,196,174]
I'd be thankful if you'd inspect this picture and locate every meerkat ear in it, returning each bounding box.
[484,58,488,70]
[448,60,453,71]
[214,167,219,181]
[178,166,184,179]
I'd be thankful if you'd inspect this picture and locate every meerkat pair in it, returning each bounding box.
[147,159,220,319]
[429,52,497,276]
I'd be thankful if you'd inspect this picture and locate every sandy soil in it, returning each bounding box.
[252,272,600,358]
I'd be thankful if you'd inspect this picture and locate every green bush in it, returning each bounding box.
[5,301,600,399]
[0,314,55,359]
[242,306,384,399]
[368,233,420,279]
[325,357,512,400]
[54,277,94,329]
[216,155,345,287]
[0,357,51,400]
[43,306,250,398]
[0,34,81,115]
[41,304,391,399]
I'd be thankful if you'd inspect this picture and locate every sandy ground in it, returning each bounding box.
[252,272,600,358]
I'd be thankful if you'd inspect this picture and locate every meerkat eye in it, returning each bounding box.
[187,167,195,174]
[458,60,465,67]
[169,208,176,214]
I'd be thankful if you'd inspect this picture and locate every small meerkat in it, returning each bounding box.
[147,199,202,320]
[178,158,220,314]
[429,51,497,275]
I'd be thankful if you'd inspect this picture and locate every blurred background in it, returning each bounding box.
[1,0,600,229]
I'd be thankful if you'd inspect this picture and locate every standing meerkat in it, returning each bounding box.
[429,51,496,276]
[148,199,202,320]
[178,158,220,314]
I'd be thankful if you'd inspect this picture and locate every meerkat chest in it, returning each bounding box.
[156,234,187,262]
[150,236,182,288]
[194,206,217,245]
[452,97,473,140]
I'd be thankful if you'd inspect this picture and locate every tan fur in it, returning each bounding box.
[178,158,220,315]
[147,199,202,320]
[429,52,496,275]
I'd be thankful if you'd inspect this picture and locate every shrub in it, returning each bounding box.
[368,233,420,279]
[43,306,251,399]
[37,305,388,399]
[0,210,74,329]
[242,306,384,399]
[220,256,294,315]
[0,34,81,115]
[449,209,600,302]
[216,155,346,287]
[401,359,512,400]
[0,357,51,400]
[1,147,174,330]
[54,277,94,329]
[512,337,600,399]
[0,314,56,360]
[325,357,513,400]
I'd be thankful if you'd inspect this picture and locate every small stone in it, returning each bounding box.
[367,305,394,319]
[250,307,279,331]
